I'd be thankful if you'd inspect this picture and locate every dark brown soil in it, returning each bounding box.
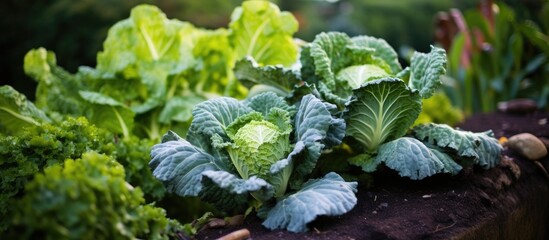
[196,111,549,240]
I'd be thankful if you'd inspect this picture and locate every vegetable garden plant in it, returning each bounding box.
[0,1,502,238]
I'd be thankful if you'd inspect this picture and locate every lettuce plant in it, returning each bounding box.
[23,1,299,140]
[149,92,357,232]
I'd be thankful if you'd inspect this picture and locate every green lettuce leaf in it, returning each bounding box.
[24,48,86,117]
[187,28,245,98]
[96,4,195,114]
[0,86,50,134]
[229,0,299,66]
[408,46,447,99]
[344,78,422,152]
[262,172,357,232]
[159,95,205,124]
[336,65,390,89]
[78,91,135,138]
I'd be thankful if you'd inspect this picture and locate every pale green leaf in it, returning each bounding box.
[189,28,246,98]
[227,120,291,180]
[79,91,135,138]
[159,95,205,124]
[300,32,394,107]
[229,1,299,66]
[336,65,390,89]
[24,48,86,116]
[351,36,402,74]
[344,78,422,152]
[0,86,50,135]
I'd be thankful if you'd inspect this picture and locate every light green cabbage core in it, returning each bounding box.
[337,64,390,89]
[229,120,291,180]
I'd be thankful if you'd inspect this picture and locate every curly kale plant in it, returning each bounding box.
[150,92,357,232]
[10,152,182,240]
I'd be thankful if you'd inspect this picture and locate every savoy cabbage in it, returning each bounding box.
[150,92,357,232]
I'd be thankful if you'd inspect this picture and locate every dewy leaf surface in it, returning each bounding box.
[408,46,447,99]
[229,0,298,66]
[0,86,50,134]
[262,172,357,232]
[344,78,421,152]
[412,123,502,169]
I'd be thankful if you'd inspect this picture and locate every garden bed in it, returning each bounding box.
[197,111,549,240]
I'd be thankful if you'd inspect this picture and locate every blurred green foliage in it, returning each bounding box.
[441,1,548,114]
[2,0,478,101]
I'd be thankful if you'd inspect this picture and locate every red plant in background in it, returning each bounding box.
[434,0,495,69]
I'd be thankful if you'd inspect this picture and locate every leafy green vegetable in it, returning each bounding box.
[414,92,464,127]
[229,0,299,66]
[23,48,136,138]
[150,92,356,232]
[234,57,301,97]
[0,85,50,135]
[10,152,182,240]
[24,2,300,140]
[24,48,86,119]
[299,32,396,107]
[239,30,501,180]
[344,78,422,152]
[412,123,502,169]
[408,45,448,99]
[377,137,459,180]
[261,172,358,232]
[0,116,166,233]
